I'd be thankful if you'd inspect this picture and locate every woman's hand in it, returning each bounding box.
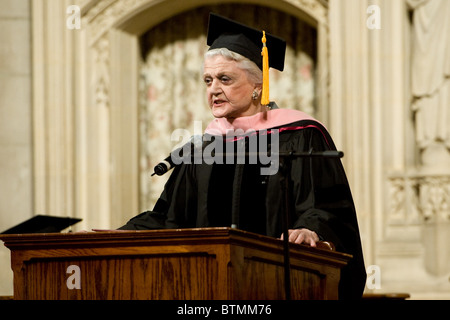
[279,228,319,247]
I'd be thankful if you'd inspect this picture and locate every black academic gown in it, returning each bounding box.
[119,118,367,300]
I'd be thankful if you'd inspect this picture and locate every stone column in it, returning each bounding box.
[0,0,33,297]
[408,0,450,278]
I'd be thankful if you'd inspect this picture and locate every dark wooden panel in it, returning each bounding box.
[1,228,350,300]
[23,253,217,300]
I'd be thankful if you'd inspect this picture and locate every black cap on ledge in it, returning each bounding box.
[1,215,82,234]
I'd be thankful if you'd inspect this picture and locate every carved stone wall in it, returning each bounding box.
[388,173,450,276]
[329,0,450,298]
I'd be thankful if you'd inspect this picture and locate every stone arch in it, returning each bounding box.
[78,0,329,224]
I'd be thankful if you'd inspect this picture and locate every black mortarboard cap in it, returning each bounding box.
[1,215,82,234]
[206,13,286,72]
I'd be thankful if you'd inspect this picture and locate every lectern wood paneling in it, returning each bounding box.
[0,227,351,300]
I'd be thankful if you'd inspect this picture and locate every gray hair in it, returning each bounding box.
[204,48,263,85]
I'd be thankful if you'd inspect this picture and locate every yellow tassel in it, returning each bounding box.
[261,31,269,106]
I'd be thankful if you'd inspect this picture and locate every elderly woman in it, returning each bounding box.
[119,13,366,299]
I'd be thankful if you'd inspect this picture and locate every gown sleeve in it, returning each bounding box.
[117,163,198,230]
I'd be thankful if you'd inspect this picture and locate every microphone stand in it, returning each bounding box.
[277,148,343,300]
[278,152,293,300]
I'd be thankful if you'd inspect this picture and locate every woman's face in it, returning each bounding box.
[203,55,261,119]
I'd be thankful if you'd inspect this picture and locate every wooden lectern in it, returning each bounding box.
[0,227,351,300]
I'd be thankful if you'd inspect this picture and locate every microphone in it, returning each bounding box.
[152,135,202,176]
